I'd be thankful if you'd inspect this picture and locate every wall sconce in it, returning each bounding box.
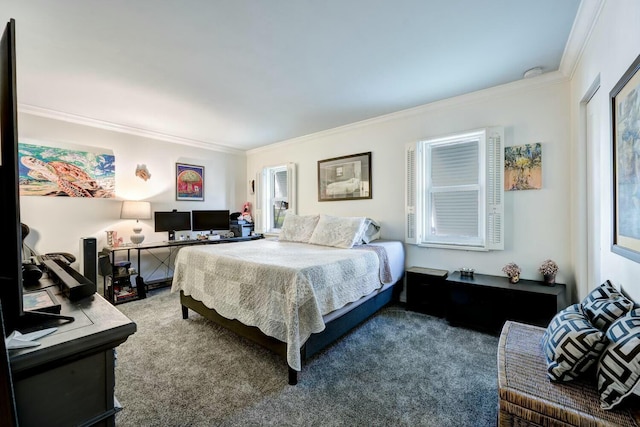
[120,200,151,244]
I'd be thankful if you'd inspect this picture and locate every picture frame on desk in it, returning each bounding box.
[23,289,61,314]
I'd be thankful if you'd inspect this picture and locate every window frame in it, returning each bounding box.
[406,127,503,251]
[255,163,296,234]
[267,165,288,232]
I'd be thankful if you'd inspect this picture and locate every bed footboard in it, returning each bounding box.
[180,280,400,385]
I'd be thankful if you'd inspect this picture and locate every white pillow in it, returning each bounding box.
[309,215,367,249]
[358,218,381,244]
[279,213,319,243]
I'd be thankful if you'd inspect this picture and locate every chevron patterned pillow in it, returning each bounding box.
[597,308,640,410]
[542,303,609,381]
[582,280,635,331]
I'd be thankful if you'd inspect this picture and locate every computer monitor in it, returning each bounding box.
[154,210,191,241]
[191,210,230,234]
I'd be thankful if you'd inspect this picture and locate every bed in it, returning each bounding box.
[171,214,404,384]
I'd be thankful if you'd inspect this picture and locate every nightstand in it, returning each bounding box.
[405,266,449,317]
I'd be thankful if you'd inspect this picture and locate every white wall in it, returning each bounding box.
[247,77,573,296]
[17,113,247,268]
[22,0,639,306]
[570,0,640,302]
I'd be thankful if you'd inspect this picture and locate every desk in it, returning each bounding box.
[102,235,263,304]
[10,278,136,426]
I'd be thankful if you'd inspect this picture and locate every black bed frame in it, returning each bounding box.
[180,279,402,385]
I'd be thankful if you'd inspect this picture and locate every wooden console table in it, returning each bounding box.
[446,271,568,334]
[102,235,263,304]
[9,281,136,426]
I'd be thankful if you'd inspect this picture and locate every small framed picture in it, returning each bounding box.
[176,163,204,201]
[23,289,61,314]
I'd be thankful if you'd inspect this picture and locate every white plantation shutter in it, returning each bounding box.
[254,169,266,234]
[405,142,418,244]
[486,127,504,250]
[286,162,296,214]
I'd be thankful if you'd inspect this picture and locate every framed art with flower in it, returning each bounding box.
[611,53,640,263]
[176,163,204,201]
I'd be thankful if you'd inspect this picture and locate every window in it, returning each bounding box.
[255,163,296,233]
[405,128,503,250]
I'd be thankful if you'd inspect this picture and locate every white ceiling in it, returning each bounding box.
[1,0,590,152]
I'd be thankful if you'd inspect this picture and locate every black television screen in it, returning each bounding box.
[192,210,230,232]
[154,210,191,240]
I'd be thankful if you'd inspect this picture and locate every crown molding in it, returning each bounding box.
[559,0,605,78]
[18,104,245,155]
[22,1,597,158]
[248,71,569,155]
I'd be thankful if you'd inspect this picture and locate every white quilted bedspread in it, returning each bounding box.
[171,239,384,371]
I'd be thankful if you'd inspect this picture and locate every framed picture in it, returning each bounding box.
[176,163,204,201]
[504,143,542,191]
[318,152,371,201]
[18,142,115,198]
[611,53,640,262]
[23,289,61,314]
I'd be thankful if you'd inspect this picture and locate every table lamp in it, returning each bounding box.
[120,200,151,244]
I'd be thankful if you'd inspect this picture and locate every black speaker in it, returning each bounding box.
[79,237,97,285]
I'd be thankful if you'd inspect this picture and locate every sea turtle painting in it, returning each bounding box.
[18,143,115,198]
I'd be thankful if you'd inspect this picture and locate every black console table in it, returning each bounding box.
[9,279,136,426]
[445,271,568,334]
[102,235,263,304]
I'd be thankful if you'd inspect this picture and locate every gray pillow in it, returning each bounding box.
[581,280,635,331]
[597,308,640,410]
[541,303,608,381]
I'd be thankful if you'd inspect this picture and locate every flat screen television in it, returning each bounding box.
[0,20,67,340]
[191,210,230,234]
[154,210,191,241]
[0,19,20,424]
[0,18,24,337]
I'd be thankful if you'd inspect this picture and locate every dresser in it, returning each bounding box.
[9,284,136,427]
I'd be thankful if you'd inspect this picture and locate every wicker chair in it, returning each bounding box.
[497,321,640,427]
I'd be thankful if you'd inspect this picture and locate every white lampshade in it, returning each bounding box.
[120,201,152,220]
[120,201,151,244]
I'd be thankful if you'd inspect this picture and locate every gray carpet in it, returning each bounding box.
[114,289,499,426]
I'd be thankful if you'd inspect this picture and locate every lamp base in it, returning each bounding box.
[130,234,145,244]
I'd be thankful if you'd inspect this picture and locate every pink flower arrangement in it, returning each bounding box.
[539,259,558,276]
[502,262,521,278]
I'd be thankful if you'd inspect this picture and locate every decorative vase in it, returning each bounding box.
[509,274,519,284]
[543,274,556,285]
[106,230,114,247]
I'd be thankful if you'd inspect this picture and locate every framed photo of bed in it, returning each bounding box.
[318,152,371,201]
[176,163,204,201]
[611,53,640,262]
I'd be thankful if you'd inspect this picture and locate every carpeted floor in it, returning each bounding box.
[114,289,499,426]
